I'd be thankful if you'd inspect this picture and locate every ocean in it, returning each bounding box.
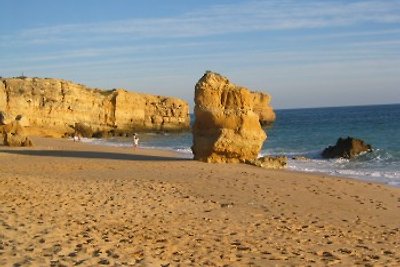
[82,104,400,186]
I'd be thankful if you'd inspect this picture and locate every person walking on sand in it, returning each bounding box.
[133,133,139,149]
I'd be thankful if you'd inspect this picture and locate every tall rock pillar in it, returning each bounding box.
[192,72,272,163]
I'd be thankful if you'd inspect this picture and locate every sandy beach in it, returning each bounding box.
[0,137,399,266]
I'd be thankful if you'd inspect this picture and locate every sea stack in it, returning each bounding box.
[322,137,372,159]
[0,77,190,137]
[192,71,273,163]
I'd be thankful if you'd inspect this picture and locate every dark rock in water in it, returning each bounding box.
[322,137,372,159]
[246,156,287,169]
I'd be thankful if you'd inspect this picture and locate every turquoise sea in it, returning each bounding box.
[82,104,400,186]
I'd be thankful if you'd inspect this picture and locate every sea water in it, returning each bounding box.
[83,104,400,186]
[264,104,400,186]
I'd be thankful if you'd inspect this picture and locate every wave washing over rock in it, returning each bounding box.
[0,77,190,137]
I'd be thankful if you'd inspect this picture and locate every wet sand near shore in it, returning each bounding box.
[0,137,399,266]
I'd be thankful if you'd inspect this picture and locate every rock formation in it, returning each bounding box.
[4,132,33,147]
[246,156,287,169]
[1,117,33,147]
[322,137,372,159]
[192,71,274,163]
[252,92,276,125]
[71,122,94,138]
[0,77,190,137]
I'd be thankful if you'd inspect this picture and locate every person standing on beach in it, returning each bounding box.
[133,133,139,149]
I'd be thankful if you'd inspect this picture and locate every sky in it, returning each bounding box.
[1,0,400,109]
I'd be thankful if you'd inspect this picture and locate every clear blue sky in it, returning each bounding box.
[1,0,400,109]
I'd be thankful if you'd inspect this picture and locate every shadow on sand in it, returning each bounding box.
[0,149,190,162]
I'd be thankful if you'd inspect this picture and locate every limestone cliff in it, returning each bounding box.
[192,72,271,163]
[0,77,190,136]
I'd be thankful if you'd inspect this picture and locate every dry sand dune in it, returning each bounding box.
[0,137,399,266]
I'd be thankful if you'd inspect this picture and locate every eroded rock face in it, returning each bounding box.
[192,72,272,163]
[322,137,372,159]
[0,77,190,137]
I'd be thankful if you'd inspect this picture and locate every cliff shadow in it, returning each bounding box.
[0,149,190,162]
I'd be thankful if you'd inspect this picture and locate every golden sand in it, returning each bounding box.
[0,137,399,266]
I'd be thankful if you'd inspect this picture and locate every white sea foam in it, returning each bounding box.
[175,148,193,155]
[71,137,131,147]
[287,157,400,187]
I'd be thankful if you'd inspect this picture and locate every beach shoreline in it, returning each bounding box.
[1,137,399,266]
[49,135,400,188]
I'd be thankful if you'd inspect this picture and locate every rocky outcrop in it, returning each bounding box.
[4,132,33,147]
[192,71,273,163]
[246,156,287,169]
[0,77,190,137]
[1,118,33,147]
[252,92,276,125]
[322,137,372,159]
